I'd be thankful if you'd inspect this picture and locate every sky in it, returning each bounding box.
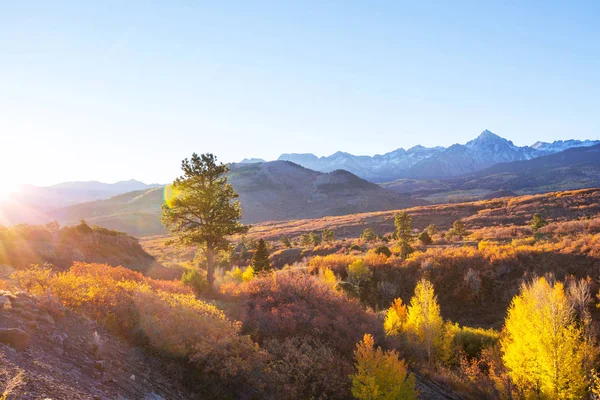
[1,1,599,187]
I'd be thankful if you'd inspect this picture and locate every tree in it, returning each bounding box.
[417,231,432,246]
[531,213,548,232]
[45,220,60,234]
[347,260,372,287]
[384,298,407,337]
[252,238,271,273]
[425,224,438,237]
[501,277,588,399]
[405,279,444,363]
[309,231,322,246]
[300,233,312,247]
[161,153,248,290]
[280,235,291,248]
[445,219,467,240]
[322,228,335,243]
[394,212,413,243]
[361,228,377,242]
[350,334,417,400]
[76,219,93,235]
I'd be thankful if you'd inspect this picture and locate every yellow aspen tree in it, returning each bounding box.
[384,298,407,337]
[405,279,444,363]
[501,277,587,399]
[350,334,417,400]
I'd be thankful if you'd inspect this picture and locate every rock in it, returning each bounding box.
[144,393,166,400]
[94,360,106,371]
[0,295,11,310]
[38,312,55,325]
[0,328,29,351]
[130,374,135,381]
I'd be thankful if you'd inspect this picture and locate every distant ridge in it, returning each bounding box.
[48,161,422,236]
[276,130,600,182]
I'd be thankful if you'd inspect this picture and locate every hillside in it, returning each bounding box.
[0,222,166,276]
[243,188,600,240]
[0,287,190,399]
[0,180,161,226]
[50,161,422,236]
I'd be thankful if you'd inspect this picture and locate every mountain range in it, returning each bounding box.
[47,162,421,236]
[277,130,600,182]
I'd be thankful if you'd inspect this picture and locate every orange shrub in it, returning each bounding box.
[308,253,360,275]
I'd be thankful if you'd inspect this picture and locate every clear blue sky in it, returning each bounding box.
[1,1,599,186]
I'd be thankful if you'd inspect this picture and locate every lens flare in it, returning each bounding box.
[163,184,181,208]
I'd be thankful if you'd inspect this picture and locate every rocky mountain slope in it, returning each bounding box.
[50,161,422,237]
[278,130,599,181]
[382,144,600,200]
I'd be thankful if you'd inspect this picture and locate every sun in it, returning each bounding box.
[0,183,20,201]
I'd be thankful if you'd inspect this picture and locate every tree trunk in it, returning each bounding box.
[206,242,215,292]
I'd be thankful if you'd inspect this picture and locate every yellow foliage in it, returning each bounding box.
[501,277,588,399]
[405,279,443,363]
[350,334,417,400]
[383,298,407,337]
[242,266,255,282]
[347,260,372,286]
[318,267,338,290]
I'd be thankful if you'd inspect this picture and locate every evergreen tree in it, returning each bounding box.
[394,211,413,243]
[531,213,548,232]
[309,231,322,246]
[322,228,335,243]
[425,224,438,237]
[361,228,377,242]
[280,235,291,248]
[161,153,248,290]
[252,238,271,273]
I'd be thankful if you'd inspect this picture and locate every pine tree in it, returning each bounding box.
[161,153,248,290]
[501,277,588,398]
[361,228,376,242]
[531,213,548,232]
[252,238,271,273]
[280,235,291,248]
[322,228,335,243]
[405,279,444,363]
[394,211,413,243]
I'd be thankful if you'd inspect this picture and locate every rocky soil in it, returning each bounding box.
[0,289,192,400]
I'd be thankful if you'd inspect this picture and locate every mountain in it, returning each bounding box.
[239,158,266,164]
[0,180,161,226]
[460,143,600,193]
[381,144,600,201]
[49,179,160,193]
[278,130,599,181]
[48,161,422,236]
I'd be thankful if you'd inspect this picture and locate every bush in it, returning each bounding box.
[350,244,362,252]
[418,231,433,245]
[373,245,392,257]
[15,262,268,398]
[221,269,381,354]
[181,268,208,294]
